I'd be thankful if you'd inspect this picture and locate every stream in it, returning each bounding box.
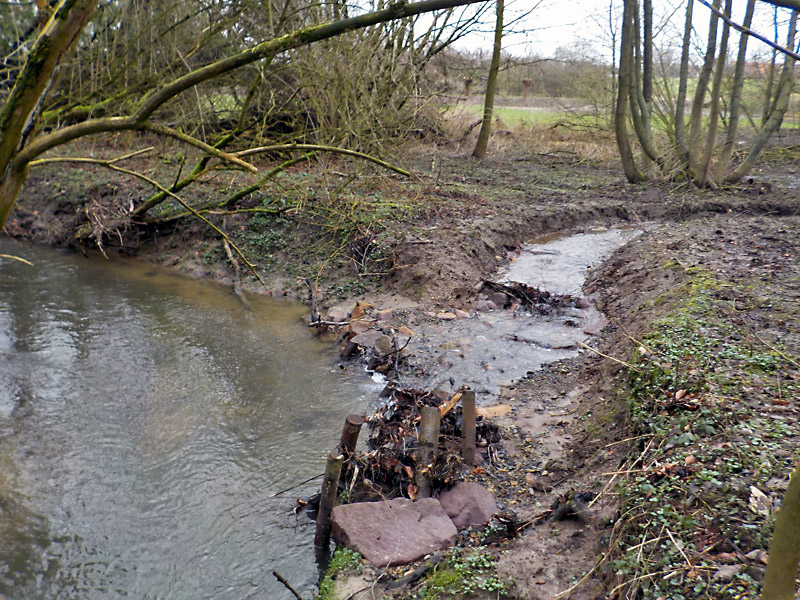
[0,239,379,600]
[0,225,641,599]
[405,227,642,396]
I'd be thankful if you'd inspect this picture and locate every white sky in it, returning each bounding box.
[450,0,798,62]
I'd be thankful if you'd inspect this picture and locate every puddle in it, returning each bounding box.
[403,228,642,398]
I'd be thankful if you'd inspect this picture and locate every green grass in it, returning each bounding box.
[418,549,513,599]
[463,104,566,126]
[316,547,362,600]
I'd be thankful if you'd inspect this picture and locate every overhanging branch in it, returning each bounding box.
[16,0,488,165]
[759,0,800,10]
[700,0,800,61]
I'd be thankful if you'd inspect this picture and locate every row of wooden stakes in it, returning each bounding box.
[314,389,478,552]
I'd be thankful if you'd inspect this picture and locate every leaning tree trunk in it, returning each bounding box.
[726,9,798,184]
[687,0,720,175]
[0,0,99,228]
[761,463,800,600]
[472,0,503,160]
[615,0,645,183]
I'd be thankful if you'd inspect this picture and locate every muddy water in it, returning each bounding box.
[0,239,378,600]
[408,228,641,396]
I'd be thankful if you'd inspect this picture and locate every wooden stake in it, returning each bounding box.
[417,405,441,498]
[338,414,363,457]
[314,452,344,550]
[462,390,476,465]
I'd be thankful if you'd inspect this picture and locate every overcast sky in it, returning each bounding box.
[450,0,798,62]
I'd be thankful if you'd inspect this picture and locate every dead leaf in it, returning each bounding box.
[407,483,418,500]
[351,301,374,320]
[476,404,512,418]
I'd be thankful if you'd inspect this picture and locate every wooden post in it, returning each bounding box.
[338,414,363,457]
[314,452,344,550]
[417,405,441,498]
[462,390,476,465]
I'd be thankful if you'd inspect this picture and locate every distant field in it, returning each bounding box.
[462,104,566,126]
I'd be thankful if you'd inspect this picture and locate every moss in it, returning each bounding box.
[316,547,362,600]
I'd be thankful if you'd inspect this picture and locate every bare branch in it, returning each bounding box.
[698,0,800,61]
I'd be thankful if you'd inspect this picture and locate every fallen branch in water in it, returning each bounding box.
[270,473,324,497]
[0,254,33,266]
[273,571,305,600]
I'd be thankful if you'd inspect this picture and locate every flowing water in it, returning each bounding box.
[0,239,379,600]
[406,227,642,397]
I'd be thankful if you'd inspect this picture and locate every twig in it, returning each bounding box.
[613,317,650,353]
[309,320,351,328]
[272,571,305,600]
[577,341,640,372]
[666,528,695,571]
[222,217,243,298]
[604,434,655,448]
[750,330,800,369]
[236,143,411,177]
[270,473,323,497]
[554,552,608,599]
[0,254,33,266]
[28,146,155,167]
[589,438,654,509]
[343,587,369,600]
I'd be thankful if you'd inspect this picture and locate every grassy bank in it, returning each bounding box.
[607,254,800,599]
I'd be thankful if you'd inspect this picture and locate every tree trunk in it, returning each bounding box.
[716,0,756,179]
[695,0,732,188]
[472,0,503,160]
[0,0,99,227]
[761,463,800,600]
[726,10,798,183]
[688,0,720,174]
[615,0,645,183]
[628,0,664,170]
[762,8,779,127]
[674,0,694,166]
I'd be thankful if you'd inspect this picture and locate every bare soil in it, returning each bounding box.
[4,134,800,600]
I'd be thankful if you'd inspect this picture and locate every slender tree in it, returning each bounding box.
[613,0,799,187]
[472,0,504,160]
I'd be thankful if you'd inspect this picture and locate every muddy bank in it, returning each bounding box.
[323,212,800,600]
[6,146,798,306]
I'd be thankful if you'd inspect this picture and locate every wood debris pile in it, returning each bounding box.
[481,280,575,313]
[341,387,501,502]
